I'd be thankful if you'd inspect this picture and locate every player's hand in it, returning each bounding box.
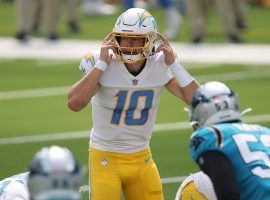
[99,32,116,64]
[156,32,176,65]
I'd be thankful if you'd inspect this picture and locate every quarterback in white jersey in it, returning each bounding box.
[80,50,181,153]
[0,146,82,200]
[68,8,199,200]
[0,172,29,200]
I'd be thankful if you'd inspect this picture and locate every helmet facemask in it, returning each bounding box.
[113,32,156,63]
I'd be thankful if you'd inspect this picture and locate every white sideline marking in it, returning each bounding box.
[0,121,190,145]
[0,87,68,100]
[1,37,270,65]
[197,70,270,82]
[161,176,188,184]
[1,70,270,100]
[80,175,188,192]
[0,114,269,145]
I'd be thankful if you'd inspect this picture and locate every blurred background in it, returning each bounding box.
[0,0,270,42]
[0,0,270,199]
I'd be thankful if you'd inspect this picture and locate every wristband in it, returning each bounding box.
[169,61,194,87]
[94,60,108,72]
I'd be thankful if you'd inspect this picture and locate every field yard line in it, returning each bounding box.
[198,70,270,82]
[161,176,188,184]
[1,37,270,65]
[0,114,270,145]
[0,87,68,100]
[1,69,270,100]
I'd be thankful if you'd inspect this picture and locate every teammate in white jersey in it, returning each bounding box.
[0,146,82,200]
[68,8,199,200]
[0,172,29,200]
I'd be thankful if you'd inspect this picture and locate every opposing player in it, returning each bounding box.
[175,171,217,200]
[67,8,199,200]
[188,81,270,200]
[0,146,83,200]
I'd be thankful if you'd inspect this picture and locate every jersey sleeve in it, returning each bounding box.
[261,125,270,134]
[153,51,174,82]
[0,181,29,200]
[79,50,100,74]
[189,128,219,162]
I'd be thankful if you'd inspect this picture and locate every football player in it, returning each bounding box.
[0,172,29,200]
[175,171,217,200]
[67,8,199,200]
[0,146,83,200]
[188,81,270,200]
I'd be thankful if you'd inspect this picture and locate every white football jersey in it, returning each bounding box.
[0,172,29,200]
[175,171,217,200]
[79,51,173,153]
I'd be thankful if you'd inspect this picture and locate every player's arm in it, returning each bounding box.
[68,33,115,112]
[67,68,102,112]
[197,150,240,200]
[156,32,199,104]
[179,80,200,104]
[165,78,186,102]
[165,78,199,104]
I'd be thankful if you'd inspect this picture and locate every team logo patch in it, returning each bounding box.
[80,64,86,73]
[190,136,205,151]
[139,11,152,27]
[101,159,108,165]
[132,79,138,85]
[85,53,95,67]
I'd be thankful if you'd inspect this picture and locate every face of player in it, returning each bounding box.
[119,37,145,55]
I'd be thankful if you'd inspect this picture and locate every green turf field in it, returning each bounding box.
[0,0,270,199]
[0,59,270,199]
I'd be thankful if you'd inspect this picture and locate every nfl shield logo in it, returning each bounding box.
[101,159,108,165]
[132,79,138,85]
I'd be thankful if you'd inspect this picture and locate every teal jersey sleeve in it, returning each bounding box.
[190,123,270,200]
[189,127,220,162]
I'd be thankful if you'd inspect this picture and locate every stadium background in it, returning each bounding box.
[0,0,270,199]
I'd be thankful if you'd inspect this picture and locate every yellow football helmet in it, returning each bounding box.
[175,172,217,200]
[180,181,208,200]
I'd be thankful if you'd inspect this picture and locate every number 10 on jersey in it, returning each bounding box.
[111,90,154,125]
